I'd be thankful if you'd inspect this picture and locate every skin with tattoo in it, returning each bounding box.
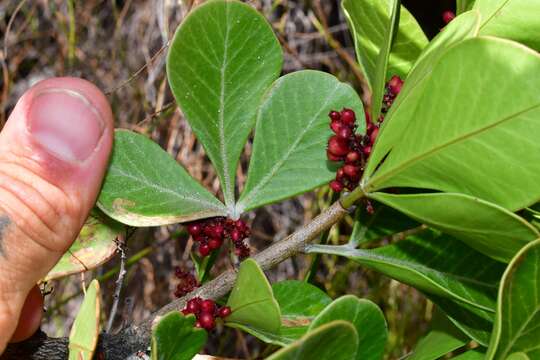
[0,77,114,354]
[0,216,10,258]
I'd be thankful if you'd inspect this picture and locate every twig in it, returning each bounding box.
[106,234,128,333]
[3,201,349,359]
[104,43,170,96]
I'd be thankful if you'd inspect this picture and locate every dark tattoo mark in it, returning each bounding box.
[0,215,11,258]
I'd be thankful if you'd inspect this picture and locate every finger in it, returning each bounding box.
[9,285,43,343]
[0,77,114,352]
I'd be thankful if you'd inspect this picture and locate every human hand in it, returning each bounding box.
[0,77,113,352]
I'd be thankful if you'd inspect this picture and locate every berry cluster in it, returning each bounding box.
[182,297,232,331]
[186,217,251,258]
[382,76,403,115]
[442,10,456,25]
[327,76,404,194]
[174,267,199,298]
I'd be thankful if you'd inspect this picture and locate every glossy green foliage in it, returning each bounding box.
[487,239,540,359]
[370,192,539,262]
[409,311,468,360]
[364,37,540,213]
[226,259,281,334]
[68,280,101,360]
[365,10,481,178]
[457,0,476,14]
[167,0,283,207]
[349,201,420,247]
[265,321,358,360]
[431,294,493,347]
[233,280,332,346]
[342,0,427,90]
[309,296,387,360]
[475,0,540,51]
[151,312,207,360]
[45,213,123,281]
[237,70,363,212]
[308,230,505,313]
[370,0,400,123]
[98,130,226,226]
[452,350,486,360]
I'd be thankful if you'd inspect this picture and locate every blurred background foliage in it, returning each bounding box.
[0,1,456,358]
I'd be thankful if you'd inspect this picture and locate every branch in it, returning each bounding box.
[2,202,348,360]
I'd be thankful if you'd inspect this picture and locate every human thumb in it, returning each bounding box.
[0,77,113,351]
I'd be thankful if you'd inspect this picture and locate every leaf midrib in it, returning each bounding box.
[309,245,497,311]
[478,0,512,30]
[219,2,233,206]
[366,102,540,191]
[500,305,540,359]
[109,166,223,211]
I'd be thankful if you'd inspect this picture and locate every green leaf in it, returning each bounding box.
[226,259,281,333]
[342,0,428,90]
[365,10,481,178]
[475,0,540,51]
[409,311,469,360]
[309,296,387,360]
[371,0,400,124]
[432,294,493,347]
[68,280,101,360]
[233,281,332,346]
[349,201,420,247]
[167,0,283,207]
[457,0,476,14]
[236,70,363,213]
[151,312,207,360]
[364,37,540,212]
[487,239,540,360]
[506,353,530,360]
[307,230,505,313]
[451,350,486,360]
[369,192,539,262]
[45,213,123,281]
[265,320,359,360]
[98,130,226,226]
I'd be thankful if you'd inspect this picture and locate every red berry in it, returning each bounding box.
[328,136,349,156]
[327,149,343,162]
[187,223,202,236]
[345,151,361,164]
[442,10,455,24]
[230,229,242,242]
[208,237,222,250]
[218,306,232,318]
[329,110,341,121]
[363,145,372,156]
[337,127,352,140]
[200,299,216,313]
[370,127,379,144]
[185,297,201,314]
[343,165,361,179]
[195,320,202,328]
[213,224,224,237]
[364,109,372,127]
[330,120,344,134]
[341,108,356,126]
[235,219,247,231]
[198,312,215,330]
[388,76,403,95]
[336,167,345,181]
[330,180,344,193]
[199,243,211,257]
